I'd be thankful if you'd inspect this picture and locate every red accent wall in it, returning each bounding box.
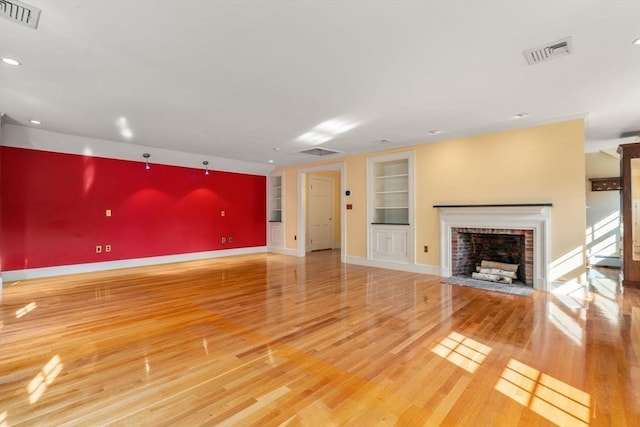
[1,146,266,271]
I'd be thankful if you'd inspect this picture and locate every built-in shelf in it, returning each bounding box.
[268,174,284,248]
[373,159,409,224]
[269,175,283,222]
[368,152,414,264]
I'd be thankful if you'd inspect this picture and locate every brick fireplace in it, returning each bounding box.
[436,204,551,291]
[451,228,534,285]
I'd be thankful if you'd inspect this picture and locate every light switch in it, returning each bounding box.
[106,209,112,217]
[221,210,225,217]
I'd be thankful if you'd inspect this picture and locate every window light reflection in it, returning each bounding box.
[495,358,590,426]
[431,331,491,374]
[16,302,37,319]
[548,302,584,346]
[28,355,63,404]
[550,246,585,282]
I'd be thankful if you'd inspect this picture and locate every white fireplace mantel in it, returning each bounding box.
[437,205,551,291]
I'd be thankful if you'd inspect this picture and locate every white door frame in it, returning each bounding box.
[297,162,346,263]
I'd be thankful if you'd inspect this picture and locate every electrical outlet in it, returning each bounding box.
[229,237,233,243]
[221,237,226,244]
[221,210,225,217]
[106,209,112,217]
[96,245,102,253]
[106,244,111,252]
[423,245,428,253]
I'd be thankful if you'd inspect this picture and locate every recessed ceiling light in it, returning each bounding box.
[1,57,21,66]
[268,160,274,163]
[513,113,528,119]
[29,119,42,125]
[273,147,281,151]
[633,37,640,46]
[428,130,442,135]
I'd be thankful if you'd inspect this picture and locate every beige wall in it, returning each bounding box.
[273,119,587,283]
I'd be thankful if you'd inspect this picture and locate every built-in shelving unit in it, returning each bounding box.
[268,173,284,249]
[367,152,414,264]
[269,175,282,222]
[373,159,409,224]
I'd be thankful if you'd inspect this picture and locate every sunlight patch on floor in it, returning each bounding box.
[495,358,590,426]
[28,354,63,404]
[431,332,491,374]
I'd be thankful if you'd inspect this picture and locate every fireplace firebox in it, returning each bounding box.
[451,228,533,285]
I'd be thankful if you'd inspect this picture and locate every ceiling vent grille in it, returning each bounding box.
[523,37,572,65]
[620,130,640,139]
[297,147,344,156]
[0,0,41,29]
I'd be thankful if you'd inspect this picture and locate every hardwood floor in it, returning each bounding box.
[1,250,639,426]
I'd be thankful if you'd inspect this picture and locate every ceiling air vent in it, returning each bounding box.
[297,147,344,156]
[0,0,41,29]
[523,37,572,65]
[620,130,640,139]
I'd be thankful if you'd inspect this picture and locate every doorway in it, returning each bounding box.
[297,162,345,262]
[308,175,335,251]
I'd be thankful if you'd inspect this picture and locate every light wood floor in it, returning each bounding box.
[1,250,639,426]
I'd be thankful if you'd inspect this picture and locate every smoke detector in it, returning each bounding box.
[523,37,572,65]
[0,0,41,29]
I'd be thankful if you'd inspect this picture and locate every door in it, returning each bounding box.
[309,176,333,251]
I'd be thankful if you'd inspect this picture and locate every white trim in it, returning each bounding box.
[297,162,346,263]
[345,256,441,275]
[2,246,267,281]
[268,247,298,257]
[2,124,272,175]
[438,206,551,291]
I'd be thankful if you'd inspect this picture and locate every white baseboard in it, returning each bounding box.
[345,256,442,276]
[2,246,268,281]
[267,246,299,257]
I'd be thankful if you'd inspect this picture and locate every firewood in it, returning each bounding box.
[472,272,513,284]
[480,260,519,272]
[477,267,517,279]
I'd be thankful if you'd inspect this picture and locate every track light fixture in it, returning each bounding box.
[143,153,151,170]
[203,160,210,175]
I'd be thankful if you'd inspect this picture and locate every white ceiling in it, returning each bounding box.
[1,1,639,167]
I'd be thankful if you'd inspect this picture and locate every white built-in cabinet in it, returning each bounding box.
[268,174,284,248]
[367,152,414,264]
[371,226,409,262]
